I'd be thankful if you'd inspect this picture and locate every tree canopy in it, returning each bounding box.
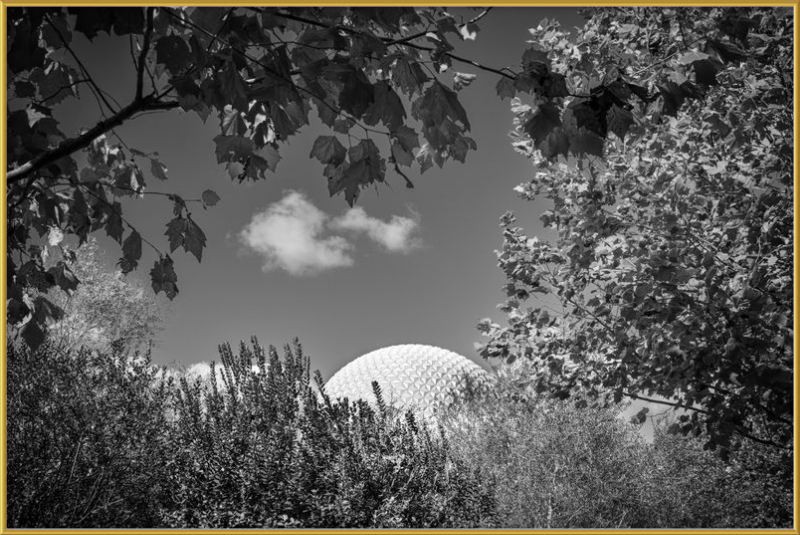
[475,6,793,454]
[5,6,794,453]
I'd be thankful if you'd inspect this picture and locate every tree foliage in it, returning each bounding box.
[476,7,793,453]
[33,238,163,353]
[7,6,494,348]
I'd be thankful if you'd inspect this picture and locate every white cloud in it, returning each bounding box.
[331,206,421,253]
[239,191,353,276]
[240,191,422,276]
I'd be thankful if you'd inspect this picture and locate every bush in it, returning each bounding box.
[158,338,496,528]
[6,341,172,528]
[439,361,792,529]
[649,416,793,528]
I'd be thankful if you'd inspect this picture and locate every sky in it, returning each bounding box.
[51,7,588,384]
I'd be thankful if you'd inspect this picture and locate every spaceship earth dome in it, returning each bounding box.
[324,344,488,419]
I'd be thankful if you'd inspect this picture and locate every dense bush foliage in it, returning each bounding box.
[439,361,792,529]
[7,341,171,527]
[8,335,790,528]
[7,338,495,528]
[159,338,496,528]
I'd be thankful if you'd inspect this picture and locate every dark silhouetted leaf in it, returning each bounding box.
[155,35,191,76]
[21,320,46,351]
[524,102,562,146]
[607,104,635,141]
[151,256,179,299]
[220,59,248,111]
[310,135,346,165]
[9,20,46,73]
[496,77,516,99]
[202,189,221,207]
[48,261,79,293]
[150,158,168,180]
[213,135,254,163]
[362,81,406,130]
[183,217,207,262]
[120,230,142,273]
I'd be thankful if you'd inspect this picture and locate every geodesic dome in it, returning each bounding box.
[324,344,488,420]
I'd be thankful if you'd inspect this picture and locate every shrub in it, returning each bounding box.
[440,361,792,528]
[649,415,792,528]
[6,341,172,527]
[158,338,497,528]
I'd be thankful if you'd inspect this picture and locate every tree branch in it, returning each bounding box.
[625,391,791,450]
[44,13,117,115]
[164,8,390,139]
[136,7,156,101]
[624,391,709,415]
[268,8,517,81]
[7,96,179,184]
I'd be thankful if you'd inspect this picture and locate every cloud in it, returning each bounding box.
[331,207,421,253]
[239,191,353,276]
[240,191,422,276]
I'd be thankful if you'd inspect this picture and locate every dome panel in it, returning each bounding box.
[324,344,487,419]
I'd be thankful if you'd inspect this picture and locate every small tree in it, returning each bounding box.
[44,238,164,354]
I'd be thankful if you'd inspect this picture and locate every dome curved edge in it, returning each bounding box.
[323,344,488,417]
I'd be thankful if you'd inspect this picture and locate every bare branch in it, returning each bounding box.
[44,13,118,115]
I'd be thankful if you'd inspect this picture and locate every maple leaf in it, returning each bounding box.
[391,142,414,167]
[202,189,220,207]
[150,256,179,299]
[524,102,561,146]
[521,47,550,73]
[155,35,191,76]
[220,59,248,111]
[362,81,406,130]
[391,56,428,96]
[48,261,80,293]
[496,77,516,100]
[567,127,604,157]
[691,58,724,87]
[349,139,385,183]
[213,135,254,164]
[29,62,81,105]
[165,216,206,262]
[104,201,124,243]
[183,217,207,262]
[415,81,471,136]
[148,157,168,181]
[607,104,635,141]
[165,216,186,254]
[310,135,346,166]
[120,230,142,273]
[539,129,570,159]
[392,125,420,153]
[20,320,46,352]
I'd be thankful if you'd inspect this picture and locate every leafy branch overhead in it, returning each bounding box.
[7,6,495,348]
